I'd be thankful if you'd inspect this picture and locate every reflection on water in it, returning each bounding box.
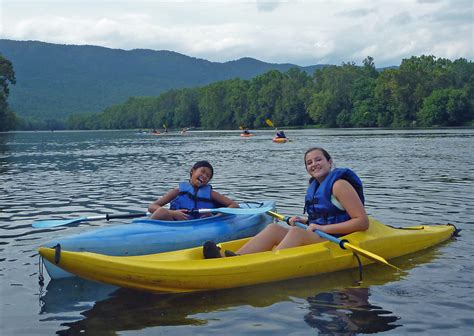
[54,272,399,336]
[1,129,473,335]
[55,286,401,336]
[39,278,117,315]
[305,288,400,334]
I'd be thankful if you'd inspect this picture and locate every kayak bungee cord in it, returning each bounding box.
[38,244,62,308]
[353,253,363,284]
[38,255,46,310]
[38,243,61,287]
[38,255,45,287]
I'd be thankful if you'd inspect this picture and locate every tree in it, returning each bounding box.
[350,77,378,127]
[277,68,312,126]
[198,82,231,129]
[307,60,377,127]
[417,88,471,126]
[224,79,250,128]
[0,55,17,131]
[173,88,200,127]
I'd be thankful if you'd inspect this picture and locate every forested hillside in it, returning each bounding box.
[68,56,473,130]
[0,39,324,122]
[1,39,471,131]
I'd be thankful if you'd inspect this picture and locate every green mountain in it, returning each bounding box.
[0,39,325,120]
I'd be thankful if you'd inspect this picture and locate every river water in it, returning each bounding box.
[1,129,473,335]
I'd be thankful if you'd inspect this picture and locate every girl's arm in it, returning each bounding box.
[211,190,240,208]
[148,188,180,213]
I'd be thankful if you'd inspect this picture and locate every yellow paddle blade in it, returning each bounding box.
[344,242,401,271]
[267,210,284,221]
[265,119,274,127]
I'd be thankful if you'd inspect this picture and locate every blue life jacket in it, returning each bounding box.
[170,181,219,218]
[304,168,364,225]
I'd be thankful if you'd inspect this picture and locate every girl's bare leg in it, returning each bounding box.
[237,224,289,254]
[150,208,174,220]
[275,226,324,250]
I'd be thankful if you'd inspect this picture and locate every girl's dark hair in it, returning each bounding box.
[191,160,214,179]
[304,147,331,163]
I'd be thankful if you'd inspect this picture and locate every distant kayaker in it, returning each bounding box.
[204,147,369,258]
[148,160,239,220]
[243,127,250,135]
[275,128,286,138]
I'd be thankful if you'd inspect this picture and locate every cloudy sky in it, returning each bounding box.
[1,0,472,67]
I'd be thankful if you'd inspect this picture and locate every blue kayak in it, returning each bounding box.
[41,200,275,279]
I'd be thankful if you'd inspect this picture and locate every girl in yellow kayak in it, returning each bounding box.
[149,160,239,220]
[204,147,368,258]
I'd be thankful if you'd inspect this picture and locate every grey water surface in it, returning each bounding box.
[1,128,473,335]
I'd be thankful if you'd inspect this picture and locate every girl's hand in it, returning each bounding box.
[288,216,307,226]
[172,209,190,221]
[307,223,323,232]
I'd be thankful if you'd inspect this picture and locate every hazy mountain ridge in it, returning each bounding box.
[0,39,326,120]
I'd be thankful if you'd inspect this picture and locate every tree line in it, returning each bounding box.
[0,54,16,131]
[68,55,473,130]
[1,55,473,131]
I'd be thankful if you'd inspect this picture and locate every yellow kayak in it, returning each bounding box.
[39,218,455,293]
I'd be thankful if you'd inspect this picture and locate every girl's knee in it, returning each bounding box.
[288,226,302,233]
[266,223,288,233]
[286,226,306,238]
[258,223,289,242]
[150,208,168,219]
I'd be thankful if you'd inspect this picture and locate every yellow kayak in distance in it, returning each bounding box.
[39,218,456,294]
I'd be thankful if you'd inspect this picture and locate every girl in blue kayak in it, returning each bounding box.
[204,147,368,258]
[148,160,239,220]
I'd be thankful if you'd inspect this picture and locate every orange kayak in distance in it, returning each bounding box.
[272,137,289,143]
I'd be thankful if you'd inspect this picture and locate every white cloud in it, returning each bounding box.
[255,0,285,12]
[0,0,472,67]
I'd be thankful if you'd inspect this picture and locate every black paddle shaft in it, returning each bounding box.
[105,212,148,221]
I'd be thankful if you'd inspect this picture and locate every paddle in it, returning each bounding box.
[265,118,275,128]
[267,210,401,270]
[191,205,274,216]
[32,212,148,228]
[33,206,273,228]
